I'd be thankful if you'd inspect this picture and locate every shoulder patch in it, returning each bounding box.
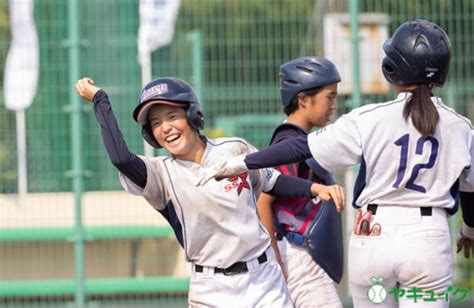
[265,168,274,181]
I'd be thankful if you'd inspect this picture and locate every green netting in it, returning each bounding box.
[1,0,474,307]
[1,0,472,192]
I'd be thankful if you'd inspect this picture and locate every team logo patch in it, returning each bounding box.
[141,83,169,101]
[224,172,250,195]
[265,168,274,181]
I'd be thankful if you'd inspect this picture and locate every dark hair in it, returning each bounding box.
[403,85,439,137]
[283,87,321,116]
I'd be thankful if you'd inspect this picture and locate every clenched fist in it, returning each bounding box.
[75,77,101,102]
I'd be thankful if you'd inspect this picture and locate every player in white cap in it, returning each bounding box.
[197,19,474,308]
[76,76,345,307]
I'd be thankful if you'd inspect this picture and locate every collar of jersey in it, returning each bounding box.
[396,91,412,100]
[172,143,210,168]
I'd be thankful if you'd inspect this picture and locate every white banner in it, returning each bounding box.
[4,0,39,111]
[138,0,181,66]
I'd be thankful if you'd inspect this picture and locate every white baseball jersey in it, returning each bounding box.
[119,137,279,268]
[308,92,473,209]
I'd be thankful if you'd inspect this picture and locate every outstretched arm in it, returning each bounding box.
[245,136,312,169]
[266,174,344,212]
[75,78,147,188]
[195,136,312,185]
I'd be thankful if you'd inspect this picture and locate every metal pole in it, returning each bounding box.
[349,0,362,108]
[346,2,362,300]
[67,0,85,306]
[141,50,155,158]
[16,110,27,195]
[187,30,204,108]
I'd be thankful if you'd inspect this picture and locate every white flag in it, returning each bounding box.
[4,0,39,111]
[138,0,181,66]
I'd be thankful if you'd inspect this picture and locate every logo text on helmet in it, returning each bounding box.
[425,67,438,78]
[141,83,169,102]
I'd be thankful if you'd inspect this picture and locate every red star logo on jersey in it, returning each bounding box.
[224,172,250,195]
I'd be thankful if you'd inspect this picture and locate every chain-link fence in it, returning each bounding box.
[1,0,473,307]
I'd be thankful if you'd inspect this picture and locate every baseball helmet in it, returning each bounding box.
[133,77,204,148]
[382,19,452,87]
[280,56,341,107]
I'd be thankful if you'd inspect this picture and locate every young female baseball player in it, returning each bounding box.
[75,76,345,307]
[257,56,343,307]
[198,19,474,307]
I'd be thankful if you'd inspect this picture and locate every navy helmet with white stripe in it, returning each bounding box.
[382,19,451,87]
[133,77,204,148]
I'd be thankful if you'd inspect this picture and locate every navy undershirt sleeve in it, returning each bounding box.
[460,191,474,227]
[92,90,147,188]
[245,135,312,169]
[267,174,313,198]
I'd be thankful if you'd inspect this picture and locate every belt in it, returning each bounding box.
[367,204,432,216]
[275,232,305,245]
[194,252,267,275]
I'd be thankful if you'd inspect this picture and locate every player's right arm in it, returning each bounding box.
[257,193,287,280]
[246,142,345,212]
[75,77,147,189]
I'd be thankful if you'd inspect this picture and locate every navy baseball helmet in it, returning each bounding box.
[280,56,341,107]
[133,77,204,148]
[382,19,451,87]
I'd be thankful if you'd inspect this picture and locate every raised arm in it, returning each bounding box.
[75,78,147,188]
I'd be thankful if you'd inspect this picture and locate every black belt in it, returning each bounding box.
[195,252,267,276]
[367,204,432,216]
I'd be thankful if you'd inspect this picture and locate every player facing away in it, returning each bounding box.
[256,56,343,307]
[75,76,345,307]
[197,19,474,308]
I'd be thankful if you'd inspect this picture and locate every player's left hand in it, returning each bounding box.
[195,154,248,186]
[75,77,101,102]
[457,223,474,258]
[311,183,345,212]
[456,234,474,258]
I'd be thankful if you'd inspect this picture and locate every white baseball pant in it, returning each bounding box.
[349,205,452,308]
[278,238,342,308]
[188,248,293,307]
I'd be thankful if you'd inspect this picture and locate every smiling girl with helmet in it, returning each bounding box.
[75,76,345,307]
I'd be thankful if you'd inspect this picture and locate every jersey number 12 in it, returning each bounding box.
[392,133,439,193]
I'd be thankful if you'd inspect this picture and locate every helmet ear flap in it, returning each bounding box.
[381,56,398,84]
[141,125,161,148]
[187,103,204,130]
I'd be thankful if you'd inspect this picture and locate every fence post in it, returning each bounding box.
[349,0,361,109]
[67,0,86,306]
[187,30,204,109]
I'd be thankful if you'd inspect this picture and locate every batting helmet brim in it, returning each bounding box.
[133,100,188,125]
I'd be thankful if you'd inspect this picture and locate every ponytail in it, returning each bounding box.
[403,85,439,137]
